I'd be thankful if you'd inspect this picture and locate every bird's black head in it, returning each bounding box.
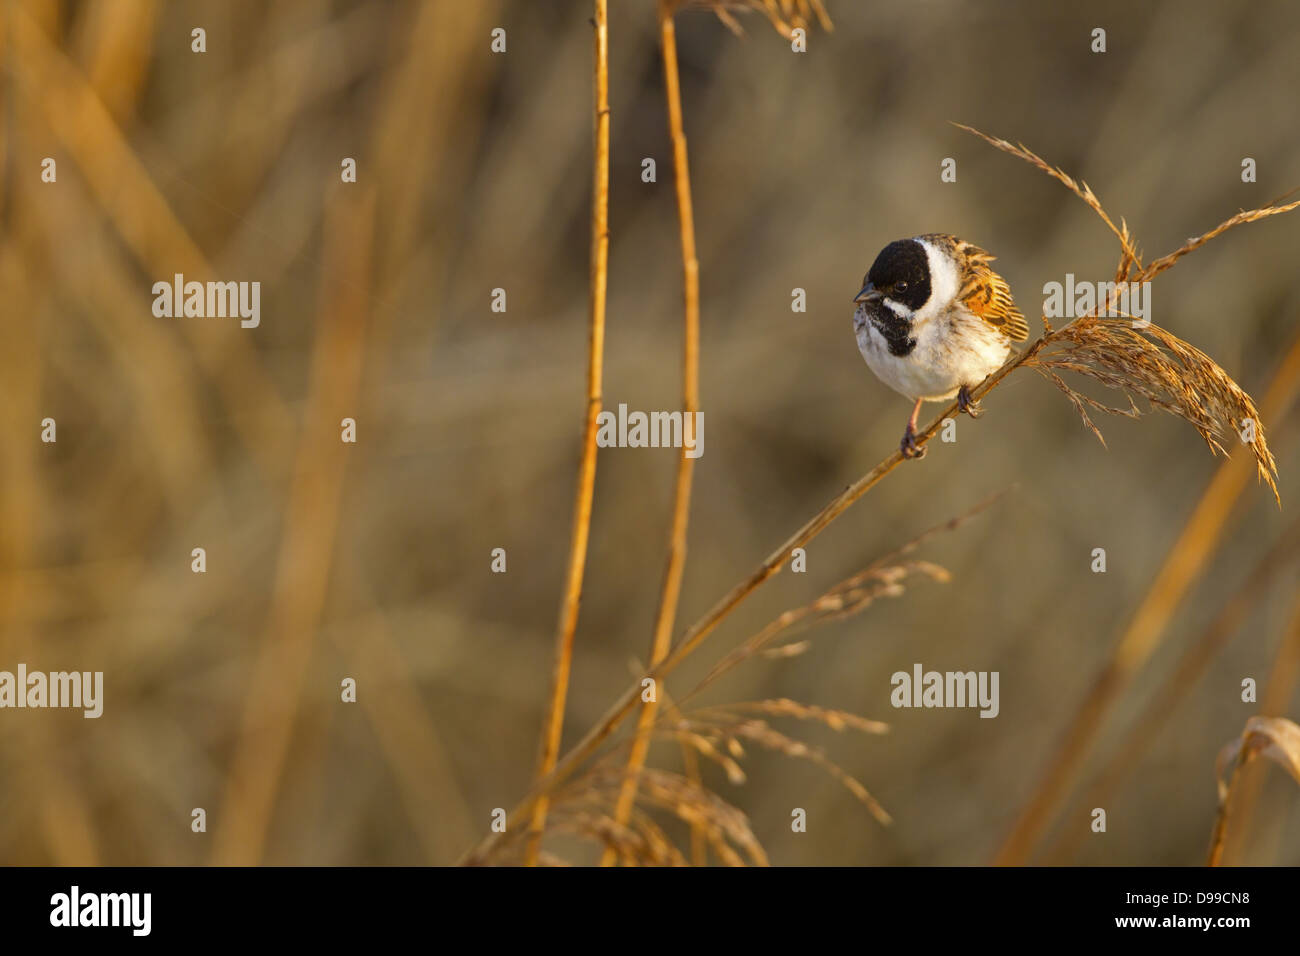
[861,238,932,313]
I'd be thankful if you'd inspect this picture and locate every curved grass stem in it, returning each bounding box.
[524,0,610,867]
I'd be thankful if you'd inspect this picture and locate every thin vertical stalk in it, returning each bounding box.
[1207,759,1243,866]
[600,0,700,868]
[525,0,610,866]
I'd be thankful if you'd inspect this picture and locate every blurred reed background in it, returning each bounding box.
[1,0,1298,865]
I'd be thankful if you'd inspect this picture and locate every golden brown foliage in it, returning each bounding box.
[469,13,1294,868]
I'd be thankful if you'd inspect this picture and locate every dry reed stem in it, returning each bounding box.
[211,188,375,864]
[651,678,712,862]
[463,125,1292,866]
[329,562,477,863]
[677,726,709,864]
[602,0,702,866]
[526,0,611,867]
[1209,717,1300,865]
[9,5,293,484]
[0,241,101,864]
[998,328,1300,864]
[1221,589,1300,862]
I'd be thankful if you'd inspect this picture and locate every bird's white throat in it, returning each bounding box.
[913,236,961,323]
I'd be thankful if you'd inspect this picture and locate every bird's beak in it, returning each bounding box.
[854,281,880,305]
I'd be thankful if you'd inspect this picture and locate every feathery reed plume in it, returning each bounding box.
[681,0,832,37]
[467,494,991,864]
[683,490,1004,703]
[526,0,611,866]
[1031,319,1279,501]
[1209,717,1300,866]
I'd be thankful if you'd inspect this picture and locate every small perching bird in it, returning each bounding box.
[853,233,1029,458]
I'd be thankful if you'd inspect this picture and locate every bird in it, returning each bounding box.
[852,233,1029,459]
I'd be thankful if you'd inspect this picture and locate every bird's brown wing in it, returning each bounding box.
[955,241,1030,342]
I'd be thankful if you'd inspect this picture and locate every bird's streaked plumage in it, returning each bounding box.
[853,234,1027,457]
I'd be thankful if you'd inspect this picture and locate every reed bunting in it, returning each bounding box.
[853,234,1029,458]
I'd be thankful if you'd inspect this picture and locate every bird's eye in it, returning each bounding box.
[894,280,908,293]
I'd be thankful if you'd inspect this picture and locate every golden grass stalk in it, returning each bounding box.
[677,718,709,864]
[1222,589,1300,862]
[601,0,702,866]
[655,680,712,862]
[525,0,611,867]
[464,124,1293,866]
[1208,716,1300,865]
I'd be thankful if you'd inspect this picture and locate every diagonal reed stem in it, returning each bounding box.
[524,0,610,866]
[1222,589,1300,862]
[600,0,702,867]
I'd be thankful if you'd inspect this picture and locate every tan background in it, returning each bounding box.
[1,0,1298,865]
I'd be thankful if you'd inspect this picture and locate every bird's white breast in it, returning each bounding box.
[855,299,1012,402]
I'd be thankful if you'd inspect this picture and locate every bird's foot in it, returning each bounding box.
[957,385,984,419]
[900,424,927,460]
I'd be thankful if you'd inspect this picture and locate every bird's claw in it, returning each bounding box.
[900,425,927,460]
[958,385,984,419]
